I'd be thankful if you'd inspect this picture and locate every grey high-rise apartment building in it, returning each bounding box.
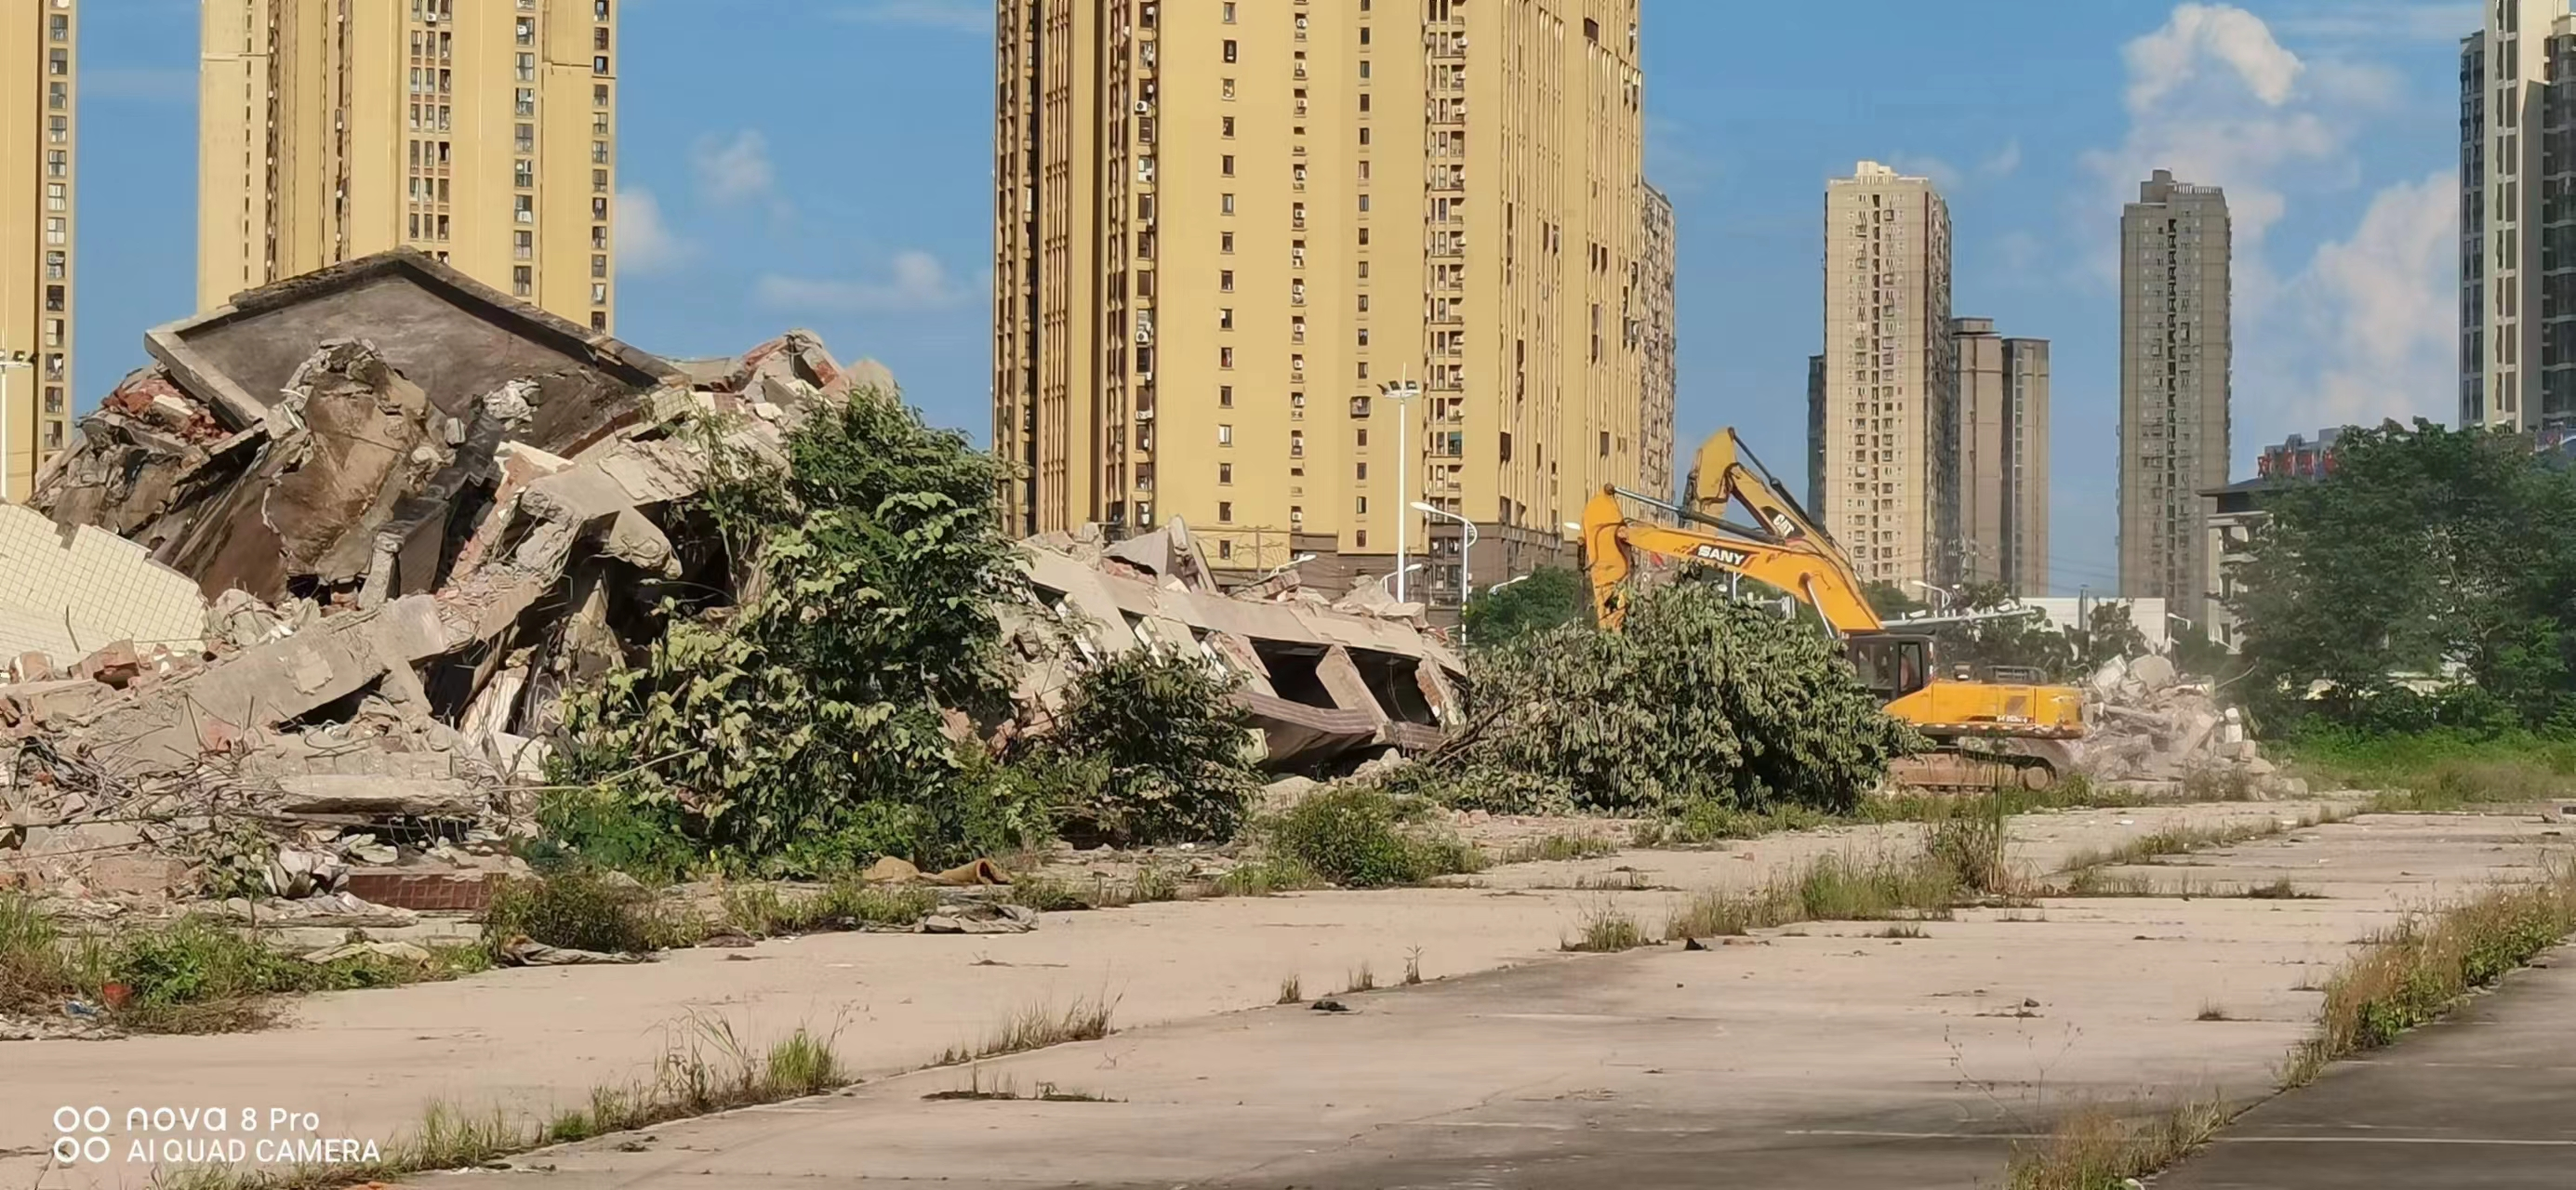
[2462,0,2576,431]
[1954,319,2051,596]
[1819,162,1958,588]
[2118,169,2232,631]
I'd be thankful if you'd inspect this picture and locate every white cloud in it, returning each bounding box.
[843,0,988,33]
[692,130,776,206]
[754,251,971,315]
[615,189,694,275]
[2124,3,2304,111]
[1982,139,2024,179]
[2279,171,2457,430]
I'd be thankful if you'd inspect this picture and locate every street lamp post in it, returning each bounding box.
[1410,500,1475,600]
[1380,375,1422,602]
[1908,579,1955,615]
[1377,562,1424,601]
[1254,551,1318,587]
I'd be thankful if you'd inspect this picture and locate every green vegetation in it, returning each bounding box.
[2230,421,2576,734]
[1865,581,2150,681]
[1561,903,1652,953]
[3,893,485,1035]
[1499,833,1620,864]
[482,870,699,955]
[2005,1099,2234,1190]
[1460,565,1591,647]
[2285,862,2576,1085]
[1664,850,1962,939]
[720,880,940,936]
[1035,648,1262,847]
[1420,582,1925,817]
[933,995,1118,1065]
[1262,786,1484,888]
[2283,727,2576,811]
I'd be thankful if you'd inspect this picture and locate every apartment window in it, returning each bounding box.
[1217,425,1234,445]
[515,159,535,187]
[592,226,609,249]
[592,255,608,278]
[1222,1,1235,20]
[1218,501,1235,522]
[1360,26,1371,45]
[1220,346,1235,368]
[1358,127,1370,146]
[1290,433,1305,457]
[516,87,536,115]
[1222,154,1235,177]
[45,218,66,245]
[1222,78,1235,99]
[515,123,535,152]
[1223,39,1238,62]
[1222,117,1235,139]
[1359,94,1371,113]
[595,0,611,17]
[515,17,534,45]
[1218,463,1234,484]
[47,116,66,144]
[592,140,610,164]
[1359,60,1372,79]
[594,84,610,108]
[515,231,534,259]
[46,83,63,110]
[1219,308,1234,329]
[1599,430,1612,457]
[44,388,63,415]
[1221,193,1235,215]
[45,319,62,349]
[47,48,66,75]
[1356,462,1370,481]
[592,197,611,218]
[48,13,66,39]
[1219,385,1235,408]
[44,286,61,312]
[1221,231,1234,253]
[516,52,535,81]
[1357,328,1370,348]
[1358,195,1370,213]
[1358,228,1371,245]
[515,194,536,222]
[46,183,64,212]
[42,252,62,280]
[1220,270,1234,291]
[594,56,611,75]
[592,283,608,304]
[513,266,534,297]
[1358,294,1370,313]
[594,26,610,49]
[591,311,608,331]
[594,169,609,193]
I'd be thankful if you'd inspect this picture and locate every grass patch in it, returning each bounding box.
[2286,728,2576,812]
[2283,861,2576,1086]
[722,880,938,936]
[3,894,485,1034]
[159,1019,848,1190]
[1263,787,1484,888]
[923,1069,1116,1103]
[1276,974,1302,1004]
[2054,809,2340,877]
[935,995,1118,1066]
[1923,794,2014,894]
[1207,859,1322,898]
[1665,850,1959,940]
[1630,774,2222,852]
[1344,961,1376,993]
[1874,923,1927,939]
[1500,833,1620,864]
[2005,1098,2233,1190]
[2196,1002,2233,1022]
[1561,903,1652,953]
[2243,879,2319,900]
[484,870,703,956]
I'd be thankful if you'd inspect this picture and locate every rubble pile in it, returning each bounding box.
[2068,654,2305,797]
[0,247,1468,913]
[0,249,875,910]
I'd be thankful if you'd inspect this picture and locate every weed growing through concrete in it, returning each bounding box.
[2004,1098,2234,1190]
[2242,879,2318,900]
[722,880,938,936]
[1206,859,1323,898]
[1276,974,1302,1004]
[485,870,705,955]
[2195,1002,2233,1022]
[2282,860,2576,1086]
[1403,946,1424,985]
[1562,903,1652,953]
[1663,850,1959,940]
[923,1068,1117,1103]
[2053,807,2345,878]
[1263,787,1485,888]
[1923,793,2014,895]
[1345,961,1376,993]
[1499,833,1620,865]
[156,1018,850,1190]
[1,894,487,1034]
[1874,923,1926,939]
[936,995,1120,1066]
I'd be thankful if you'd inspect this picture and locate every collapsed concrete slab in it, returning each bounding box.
[1016,523,1466,771]
[0,504,207,665]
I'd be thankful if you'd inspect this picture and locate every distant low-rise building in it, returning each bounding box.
[2200,428,2342,651]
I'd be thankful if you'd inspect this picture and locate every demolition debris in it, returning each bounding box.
[0,248,1465,914]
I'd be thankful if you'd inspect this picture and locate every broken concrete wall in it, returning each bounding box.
[0,505,207,667]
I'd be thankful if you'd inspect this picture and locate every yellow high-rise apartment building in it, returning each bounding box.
[995,0,1666,604]
[0,0,75,500]
[1815,161,1958,588]
[200,0,617,330]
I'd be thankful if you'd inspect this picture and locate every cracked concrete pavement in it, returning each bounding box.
[8,801,2565,1190]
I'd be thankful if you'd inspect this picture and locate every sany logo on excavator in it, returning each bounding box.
[1692,543,1750,567]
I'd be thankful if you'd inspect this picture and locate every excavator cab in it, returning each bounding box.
[1845,633,1935,703]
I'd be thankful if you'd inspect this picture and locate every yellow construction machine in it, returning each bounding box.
[1582,429,2086,790]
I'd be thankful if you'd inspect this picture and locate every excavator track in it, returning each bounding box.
[1892,738,2072,793]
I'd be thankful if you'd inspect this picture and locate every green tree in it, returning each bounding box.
[552,388,1041,875]
[1039,649,1260,846]
[2229,420,2576,730]
[1461,565,1591,646]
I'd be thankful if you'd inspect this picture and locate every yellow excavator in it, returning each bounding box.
[1582,429,2086,790]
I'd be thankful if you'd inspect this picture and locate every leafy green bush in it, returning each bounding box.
[1040,650,1260,846]
[1461,565,1591,647]
[1263,786,1482,888]
[482,870,697,955]
[1432,581,1923,817]
[551,389,1039,875]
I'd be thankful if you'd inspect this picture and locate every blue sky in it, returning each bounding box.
[73,0,2469,595]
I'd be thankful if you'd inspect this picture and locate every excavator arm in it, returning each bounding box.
[1581,487,1884,634]
[1681,428,1875,602]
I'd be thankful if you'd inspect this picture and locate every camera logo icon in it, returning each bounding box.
[52,1106,112,1164]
